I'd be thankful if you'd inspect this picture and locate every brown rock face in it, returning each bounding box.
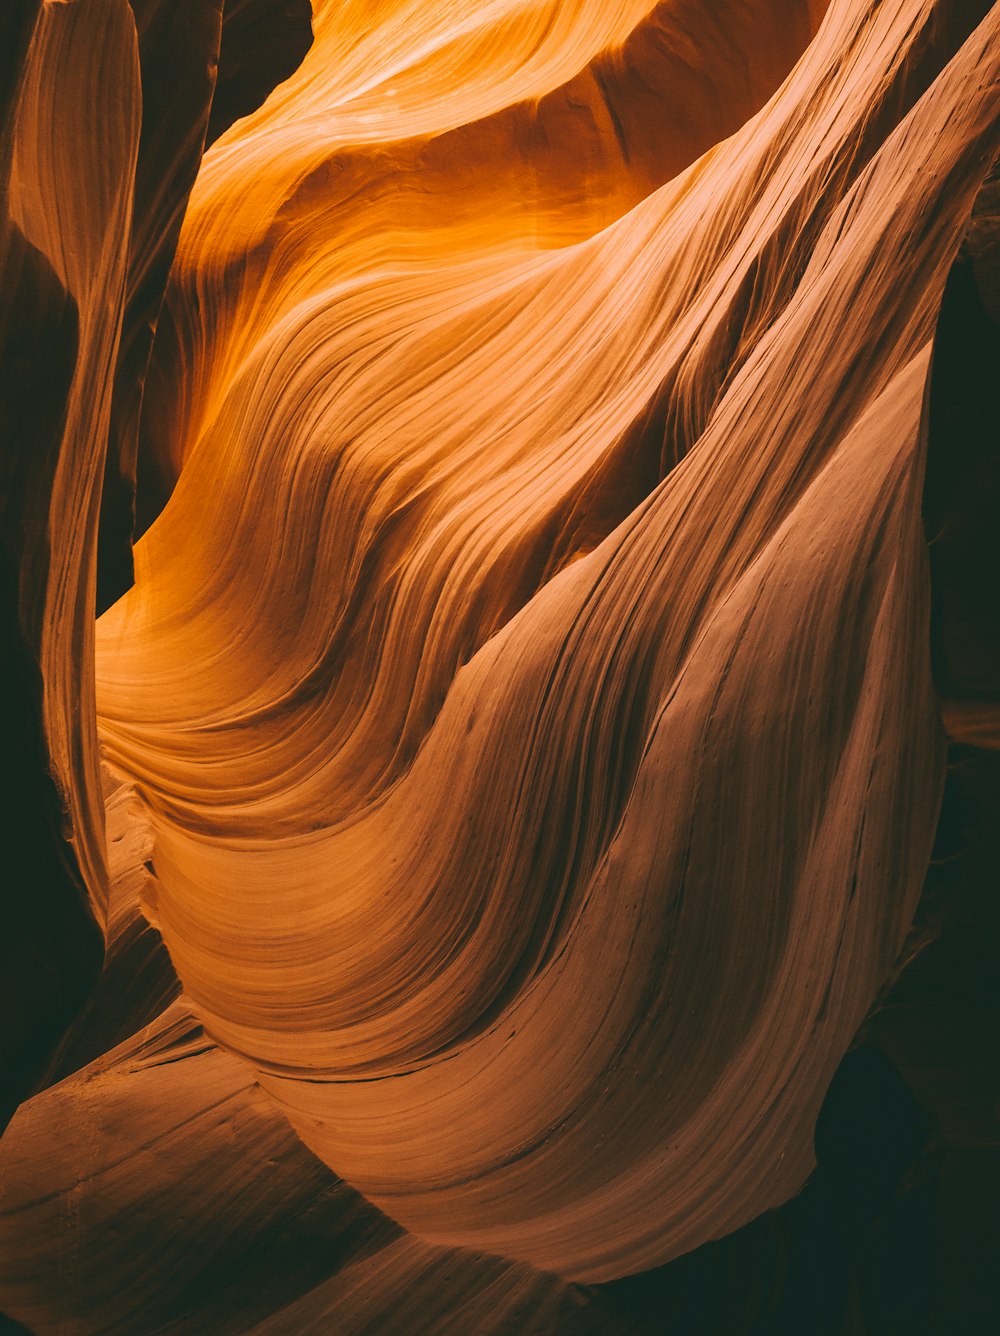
[2,1,998,1330]
[97,0,314,612]
[1,0,313,1130]
[1,0,135,1128]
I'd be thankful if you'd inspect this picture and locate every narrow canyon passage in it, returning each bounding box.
[1,1,997,1331]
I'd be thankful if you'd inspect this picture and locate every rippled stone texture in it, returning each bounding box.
[1,1,998,1331]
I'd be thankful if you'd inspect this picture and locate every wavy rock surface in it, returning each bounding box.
[132,0,827,524]
[1,0,139,1125]
[1,0,313,1130]
[2,0,998,1329]
[95,0,1000,1282]
[1,1005,624,1335]
[97,0,313,612]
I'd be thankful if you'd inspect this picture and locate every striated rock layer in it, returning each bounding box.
[1,0,139,1125]
[1,0,312,1127]
[95,0,999,1282]
[2,0,999,1329]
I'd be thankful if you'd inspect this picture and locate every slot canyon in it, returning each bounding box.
[1,1,998,1331]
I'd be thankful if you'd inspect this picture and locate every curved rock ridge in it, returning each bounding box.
[132,0,827,526]
[0,1002,625,1335]
[87,0,1000,1284]
[97,0,314,611]
[104,0,949,836]
[1,0,315,1125]
[2,0,998,1326]
[1,0,139,1122]
[0,768,628,1333]
[9,0,140,927]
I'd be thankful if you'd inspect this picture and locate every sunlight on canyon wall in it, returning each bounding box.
[2,0,998,1331]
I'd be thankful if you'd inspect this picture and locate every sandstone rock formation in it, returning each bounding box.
[2,1,997,1330]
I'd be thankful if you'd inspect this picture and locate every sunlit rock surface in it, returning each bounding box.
[1,0,998,1331]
